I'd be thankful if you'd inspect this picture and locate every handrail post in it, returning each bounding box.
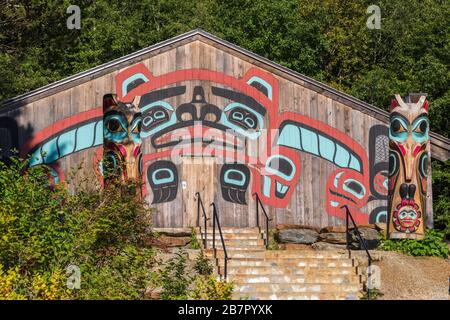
[212,205,216,252]
[255,193,260,228]
[341,205,373,300]
[204,209,207,249]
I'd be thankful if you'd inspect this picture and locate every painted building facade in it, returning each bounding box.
[1,30,449,229]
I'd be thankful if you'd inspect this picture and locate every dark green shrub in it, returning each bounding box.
[194,250,213,276]
[0,157,155,299]
[160,250,191,300]
[380,229,449,258]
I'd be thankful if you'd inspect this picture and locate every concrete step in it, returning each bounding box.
[208,250,350,258]
[198,233,263,240]
[205,239,265,246]
[223,265,359,276]
[215,258,356,268]
[206,250,353,260]
[205,247,267,252]
[234,283,361,294]
[228,274,361,285]
[233,292,360,300]
[196,227,261,234]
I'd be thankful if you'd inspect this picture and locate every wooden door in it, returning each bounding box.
[181,157,217,227]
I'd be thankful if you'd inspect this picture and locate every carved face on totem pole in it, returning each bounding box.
[388,94,430,239]
[102,94,142,193]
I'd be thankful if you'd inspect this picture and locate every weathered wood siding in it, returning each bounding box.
[1,36,441,229]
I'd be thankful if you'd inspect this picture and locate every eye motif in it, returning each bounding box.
[412,116,429,143]
[389,116,408,142]
[229,108,258,130]
[140,101,175,138]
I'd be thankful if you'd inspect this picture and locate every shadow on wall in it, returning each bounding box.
[0,109,35,165]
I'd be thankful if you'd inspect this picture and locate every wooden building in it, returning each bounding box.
[1,29,449,229]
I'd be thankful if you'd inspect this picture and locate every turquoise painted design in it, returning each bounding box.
[277,122,363,173]
[389,116,408,142]
[299,127,319,155]
[104,114,128,143]
[263,176,271,197]
[246,76,273,100]
[29,120,103,167]
[334,144,350,168]
[224,169,246,187]
[342,178,366,199]
[152,168,175,184]
[318,135,335,162]
[140,101,177,138]
[412,116,429,144]
[276,181,288,194]
[220,102,265,139]
[348,155,361,172]
[122,73,149,97]
[265,154,296,181]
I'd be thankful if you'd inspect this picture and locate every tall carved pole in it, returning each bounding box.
[102,94,142,197]
[388,94,430,239]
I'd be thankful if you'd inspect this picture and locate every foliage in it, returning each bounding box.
[360,288,384,300]
[432,160,450,238]
[0,157,155,300]
[380,229,449,258]
[190,228,201,249]
[0,2,448,235]
[267,229,279,250]
[191,275,234,300]
[159,250,191,300]
[194,250,213,276]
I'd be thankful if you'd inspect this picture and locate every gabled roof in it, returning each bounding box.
[1,29,449,161]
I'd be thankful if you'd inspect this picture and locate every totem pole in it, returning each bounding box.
[102,94,142,196]
[388,94,430,239]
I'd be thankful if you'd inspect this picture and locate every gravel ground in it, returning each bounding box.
[373,251,450,300]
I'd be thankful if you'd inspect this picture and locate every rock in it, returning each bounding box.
[352,224,378,230]
[375,223,387,231]
[375,223,388,237]
[157,235,191,247]
[279,243,314,251]
[276,229,319,244]
[312,242,348,251]
[144,287,162,300]
[350,227,380,250]
[152,227,192,237]
[276,224,320,233]
[319,232,348,244]
[320,226,347,233]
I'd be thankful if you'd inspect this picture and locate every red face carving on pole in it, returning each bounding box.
[388,94,430,239]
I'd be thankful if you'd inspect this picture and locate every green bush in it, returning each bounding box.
[0,157,155,300]
[432,160,450,239]
[190,228,201,249]
[380,229,449,258]
[194,250,213,276]
[191,275,233,300]
[159,250,191,300]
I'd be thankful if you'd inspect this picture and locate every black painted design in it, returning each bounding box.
[147,160,178,204]
[220,163,250,204]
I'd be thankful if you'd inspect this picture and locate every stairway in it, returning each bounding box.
[199,227,364,300]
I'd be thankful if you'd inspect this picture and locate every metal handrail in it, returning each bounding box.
[195,192,209,248]
[210,202,229,280]
[341,205,373,300]
[253,193,272,249]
